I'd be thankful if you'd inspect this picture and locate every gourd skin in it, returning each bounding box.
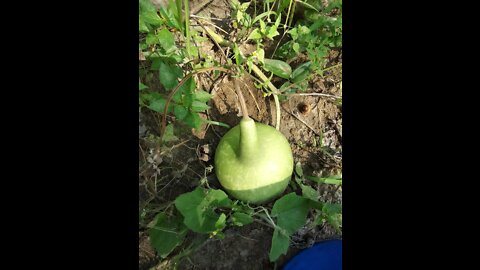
[214,119,293,204]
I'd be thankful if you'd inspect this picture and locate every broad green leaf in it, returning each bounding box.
[183,111,202,129]
[266,15,281,39]
[269,228,290,262]
[266,29,280,39]
[150,58,162,70]
[300,184,318,201]
[259,20,266,33]
[292,42,300,53]
[139,18,150,32]
[231,212,253,226]
[215,213,227,230]
[271,193,310,235]
[159,5,182,31]
[140,0,163,26]
[140,91,162,102]
[240,1,250,10]
[149,212,188,258]
[163,124,178,142]
[175,188,232,233]
[148,98,173,113]
[278,0,291,13]
[247,28,262,40]
[174,105,188,120]
[157,28,175,53]
[288,28,298,40]
[159,61,182,90]
[146,33,157,45]
[191,101,210,112]
[194,90,212,103]
[322,203,342,216]
[179,77,196,107]
[291,61,312,83]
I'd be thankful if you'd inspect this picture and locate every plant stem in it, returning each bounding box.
[234,77,250,120]
[250,63,281,130]
[322,63,342,73]
[184,0,192,58]
[273,94,280,130]
[203,119,230,128]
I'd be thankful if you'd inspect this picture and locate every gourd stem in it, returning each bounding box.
[234,77,250,120]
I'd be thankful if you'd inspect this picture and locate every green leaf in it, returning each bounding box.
[292,42,300,53]
[266,29,280,39]
[300,184,318,201]
[252,11,278,24]
[157,28,176,53]
[266,15,281,39]
[214,231,225,240]
[149,212,188,258]
[322,203,342,216]
[259,20,266,33]
[174,105,188,120]
[231,212,253,226]
[163,124,178,142]
[247,28,262,40]
[159,61,183,90]
[215,213,227,230]
[150,58,162,70]
[183,111,202,129]
[194,90,212,103]
[257,48,265,65]
[291,61,312,83]
[187,45,198,57]
[146,33,157,45]
[240,1,250,10]
[148,98,173,113]
[234,43,242,66]
[269,228,290,262]
[159,5,182,31]
[271,193,310,235]
[140,0,163,27]
[322,203,342,232]
[178,77,196,107]
[191,101,210,112]
[140,91,162,102]
[139,18,150,32]
[288,28,298,40]
[139,82,148,91]
[175,188,232,233]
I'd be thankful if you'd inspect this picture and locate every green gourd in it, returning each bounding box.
[214,78,293,204]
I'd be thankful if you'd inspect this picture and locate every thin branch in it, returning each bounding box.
[234,76,250,120]
[288,93,341,99]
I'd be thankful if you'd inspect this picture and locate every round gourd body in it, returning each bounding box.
[214,119,293,204]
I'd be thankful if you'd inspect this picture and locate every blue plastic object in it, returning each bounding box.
[282,239,342,270]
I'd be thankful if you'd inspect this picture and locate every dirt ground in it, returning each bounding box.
[139,1,342,269]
